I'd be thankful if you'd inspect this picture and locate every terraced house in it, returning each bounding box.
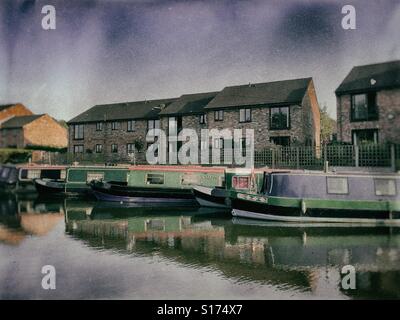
[68,77,321,162]
[67,98,177,162]
[336,60,400,145]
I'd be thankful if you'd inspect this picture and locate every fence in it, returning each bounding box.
[33,144,400,171]
[254,144,399,170]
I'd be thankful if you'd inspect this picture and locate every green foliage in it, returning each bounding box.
[320,104,337,144]
[26,145,68,153]
[0,148,32,164]
[134,139,144,152]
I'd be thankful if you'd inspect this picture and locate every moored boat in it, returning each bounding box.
[90,165,225,205]
[192,185,230,209]
[90,180,197,205]
[230,171,400,226]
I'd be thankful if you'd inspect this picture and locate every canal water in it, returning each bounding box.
[1,194,400,299]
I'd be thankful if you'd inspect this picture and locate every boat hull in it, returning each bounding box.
[90,181,198,205]
[193,186,230,209]
[231,195,400,226]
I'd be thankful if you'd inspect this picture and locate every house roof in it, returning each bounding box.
[204,77,312,110]
[68,98,177,124]
[335,60,400,95]
[0,104,18,112]
[0,115,43,129]
[159,91,219,116]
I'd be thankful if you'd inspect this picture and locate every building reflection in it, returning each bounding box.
[0,195,65,245]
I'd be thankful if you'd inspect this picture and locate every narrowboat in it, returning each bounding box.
[193,167,282,209]
[33,165,130,196]
[230,171,400,226]
[0,164,67,194]
[90,165,225,205]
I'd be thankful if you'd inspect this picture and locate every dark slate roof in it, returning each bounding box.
[0,104,18,112]
[0,115,43,129]
[204,78,312,110]
[68,98,178,124]
[159,91,219,116]
[335,60,400,95]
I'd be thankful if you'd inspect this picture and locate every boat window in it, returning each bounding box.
[87,172,104,183]
[181,173,200,185]
[374,179,396,196]
[146,219,165,231]
[326,177,348,194]
[232,176,250,189]
[20,169,28,180]
[27,170,41,180]
[146,173,164,185]
[1,167,10,179]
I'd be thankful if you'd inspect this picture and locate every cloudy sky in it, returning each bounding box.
[1,0,399,121]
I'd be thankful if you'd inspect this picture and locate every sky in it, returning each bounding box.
[0,0,399,121]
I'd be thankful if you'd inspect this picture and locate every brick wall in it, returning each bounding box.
[69,119,149,162]
[24,114,68,148]
[0,128,24,148]
[336,88,400,144]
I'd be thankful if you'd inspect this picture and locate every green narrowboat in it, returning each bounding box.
[230,170,400,226]
[89,165,225,205]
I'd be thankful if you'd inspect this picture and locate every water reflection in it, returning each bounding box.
[0,195,64,245]
[1,195,400,299]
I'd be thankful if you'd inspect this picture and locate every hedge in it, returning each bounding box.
[0,148,32,164]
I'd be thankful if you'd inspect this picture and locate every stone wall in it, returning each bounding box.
[0,128,24,148]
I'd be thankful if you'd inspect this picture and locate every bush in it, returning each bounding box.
[0,148,32,164]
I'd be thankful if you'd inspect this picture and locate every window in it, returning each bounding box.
[148,119,160,131]
[214,110,224,121]
[351,92,378,122]
[270,136,290,146]
[111,121,120,130]
[199,114,207,124]
[232,176,250,189]
[352,129,378,145]
[127,143,135,154]
[327,177,348,194]
[239,138,248,156]
[86,172,104,183]
[239,108,251,123]
[111,144,118,153]
[270,107,290,130]
[214,138,224,149]
[96,122,103,131]
[73,124,84,140]
[127,120,135,132]
[73,145,84,154]
[374,179,396,196]
[146,173,164,185]
[95,144,102,153]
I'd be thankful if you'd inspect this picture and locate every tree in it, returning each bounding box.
[320,104,337,145]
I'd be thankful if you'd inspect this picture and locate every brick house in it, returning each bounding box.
[67,98,177,162]
[335,60,400,145]
[204,77,321,149]
[0,114,68,149]
[0,103,33,124]
[158,91,218,158]
[68,77,321,163]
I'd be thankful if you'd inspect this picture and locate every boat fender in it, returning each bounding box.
[301,199,307,215]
